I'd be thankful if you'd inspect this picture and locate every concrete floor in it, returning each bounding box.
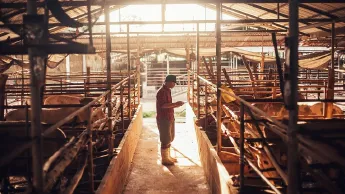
[122,118,210,194]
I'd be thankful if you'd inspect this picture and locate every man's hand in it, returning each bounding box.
[175,101,185,107]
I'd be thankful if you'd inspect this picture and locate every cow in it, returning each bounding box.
[5,95,105,125]
[44,95,106,123]
[309,102,343,116]
[24,94,84,106]
[44,95,93,105]
[276,104,314,119]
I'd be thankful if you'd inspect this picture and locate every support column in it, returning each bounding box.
[326,23,335,118]
[82,55,87,73]
[105,5,113,160]
[338,54,342,79]
[186,46,191,102]
[0,74,8,121]
[216,3,222,153]
[167,54,170,75]
[197,23,200,119]
[127,24,131,119]
[26,0,46,192]
[66,55,70,81]
[136,47,141,104]
[287,0,300,193]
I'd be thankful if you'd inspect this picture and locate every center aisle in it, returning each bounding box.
[122,118,210,194]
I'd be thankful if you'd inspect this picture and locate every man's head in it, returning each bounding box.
[164,75,176,89]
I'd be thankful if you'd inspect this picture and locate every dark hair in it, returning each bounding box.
[165,75,176,83]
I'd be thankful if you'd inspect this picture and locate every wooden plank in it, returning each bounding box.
[96,105,142,194]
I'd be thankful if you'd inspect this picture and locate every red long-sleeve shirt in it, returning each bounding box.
[156,84,174,121]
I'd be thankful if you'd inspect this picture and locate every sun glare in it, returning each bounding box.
[97,4,237,33]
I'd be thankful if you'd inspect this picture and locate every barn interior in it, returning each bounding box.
[1,0,345,194]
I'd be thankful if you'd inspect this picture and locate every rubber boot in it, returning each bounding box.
[161,148,174,165]
[168,147,177,162]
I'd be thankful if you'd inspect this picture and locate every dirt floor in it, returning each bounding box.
[122,118,210,194]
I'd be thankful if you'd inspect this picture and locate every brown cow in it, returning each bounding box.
[309,102,343,116]
[5,107,86,124]
[5,96,105,124]
[276,104,314,119]
[44,95,105,123]
[44,95,92,105]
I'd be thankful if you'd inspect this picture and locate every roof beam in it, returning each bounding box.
[299,4,338,19]
[0,18,334,28]
[218,4,310,36]
[247,3,331,33]
[2,9,26,20]
[310,26,345,38]
[309,7,345,19]
[1,0,344,8]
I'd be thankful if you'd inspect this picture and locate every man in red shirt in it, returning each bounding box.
[156,75,184,165]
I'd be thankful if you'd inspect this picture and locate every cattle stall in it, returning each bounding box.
[186,49,345,193]
[0,70,141,194]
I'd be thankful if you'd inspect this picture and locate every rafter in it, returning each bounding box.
[299,4,338,19]
[219,4,310,37]
[247,3,331,33]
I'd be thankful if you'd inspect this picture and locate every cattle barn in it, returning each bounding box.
[1,1,345,194]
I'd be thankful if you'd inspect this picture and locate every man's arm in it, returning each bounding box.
[161,101,184,109]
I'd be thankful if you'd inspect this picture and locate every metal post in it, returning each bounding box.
[326,22,335,118]
[87,107,94,192]
[187,69,190,102]
[66,55,70,81]
[167,54,170,75]
[26,0,45,191]
[127,24,131,119]
[136,48,141,105]
[197,23,200,119]
[87,0,93,46]
[287,0,300,193]
[216,3,222,153]
[0,75,8,121]
[82,55,87,73]
[204,82,208,129]
[338,54,342,79]
[239,103,245,192]
[120,84,124,133]
[162,3,165,32]
[21,64,24,105]
[86,67,90,96]
[105,5,114,160]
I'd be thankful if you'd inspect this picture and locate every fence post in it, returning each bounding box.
[86,67,90,96]
[120,84,124,133]
[204,82,208,129]
[0,74,8,121]
[87,107,94,193]
[239,103,245,192]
